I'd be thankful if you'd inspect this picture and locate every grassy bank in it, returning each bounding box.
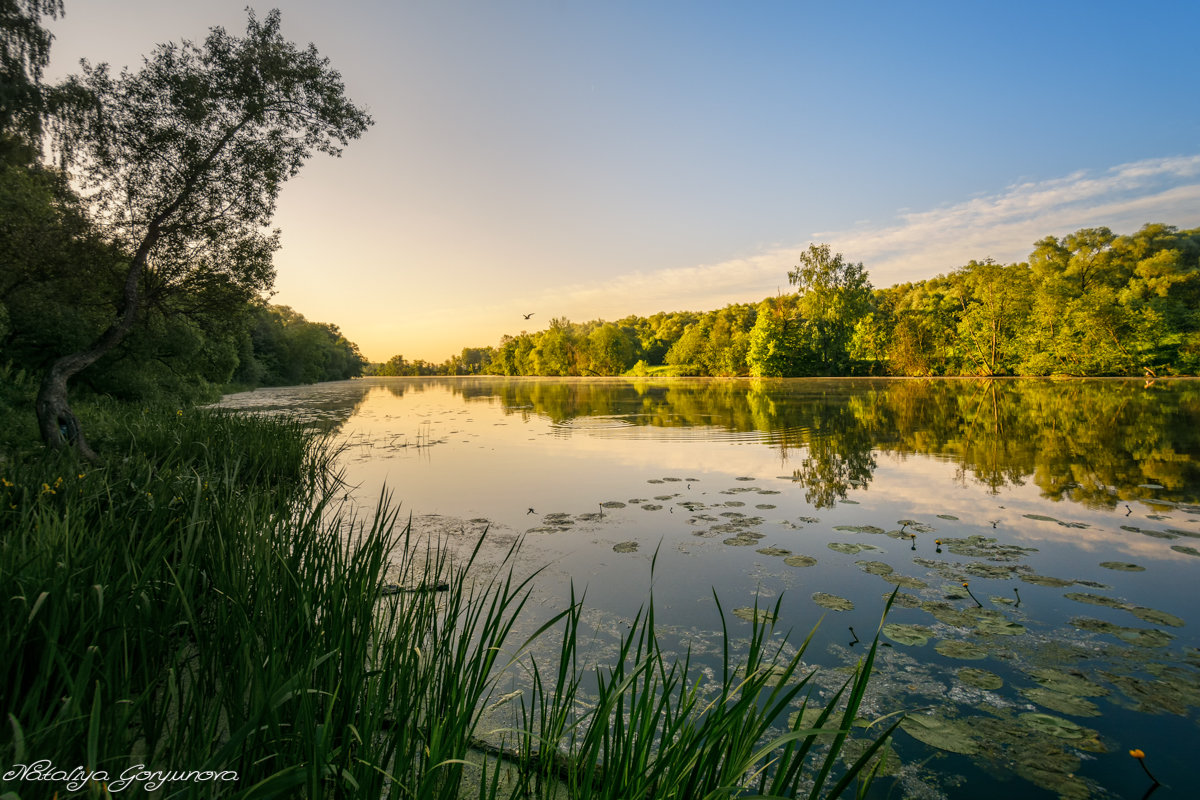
[0,386,895,798]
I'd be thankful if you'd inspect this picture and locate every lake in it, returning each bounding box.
[218,376,1200,799]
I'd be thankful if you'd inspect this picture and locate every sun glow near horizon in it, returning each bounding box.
[286,155,1200,363]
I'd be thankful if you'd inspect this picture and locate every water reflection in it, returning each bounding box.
[217,377,1200,799]
[223,377,1199,509]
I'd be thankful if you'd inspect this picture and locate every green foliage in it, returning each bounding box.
[0,409,894,798]
[445,225,1198,379]
[788,244,874,374]
[747,297,806,377]
[235,304,366,386]
[0,0,63,141]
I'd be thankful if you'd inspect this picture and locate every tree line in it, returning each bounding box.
[390,228,1199,378]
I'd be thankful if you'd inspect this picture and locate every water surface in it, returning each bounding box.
[219,377,1200,799]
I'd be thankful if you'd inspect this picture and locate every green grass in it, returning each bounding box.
[0,404,897,799]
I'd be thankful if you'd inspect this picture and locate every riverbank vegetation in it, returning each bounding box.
[381,224,1200,379]
[0,378,898,797]
[1,4,369,456]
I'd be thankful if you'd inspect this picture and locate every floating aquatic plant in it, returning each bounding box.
[1020,574,1076,587]
[783,554,818,567]
[1099,560,1146,571]
[1017,713,1103,749]
[899,714,979,755]
[956,667,1003,690]
[828,542,877,555]
[1020,687,1101,717]
[812,592,855,611]
[881,623,934,646]
[1071,617,1174,647]
[732,606,777,623]
[834,524,886,534]
[935,640,988,660]
[1027,667,1109,698]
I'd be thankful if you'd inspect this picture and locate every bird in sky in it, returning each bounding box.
[523,313,534,319]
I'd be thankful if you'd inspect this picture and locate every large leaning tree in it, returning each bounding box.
[38,8,370,457]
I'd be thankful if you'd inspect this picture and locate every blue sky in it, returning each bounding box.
[45,1,1200,361]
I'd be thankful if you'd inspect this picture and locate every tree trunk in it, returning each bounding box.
[35,243,151,458]
[36,356,99,460]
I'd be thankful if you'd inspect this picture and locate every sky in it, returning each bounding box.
[43,1,1200,363]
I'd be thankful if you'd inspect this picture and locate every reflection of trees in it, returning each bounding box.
[355,377,1200,507]
[793,431,877,509]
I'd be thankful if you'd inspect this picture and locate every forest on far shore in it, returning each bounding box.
[372,224,1200,379]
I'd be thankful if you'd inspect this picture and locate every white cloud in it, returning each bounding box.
[536,154,1200,316]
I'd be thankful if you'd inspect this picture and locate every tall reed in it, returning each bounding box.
[1,408,896,799]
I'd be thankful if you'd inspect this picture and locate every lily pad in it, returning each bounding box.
[834,524,886,534]
[1171,545,1200,557]
[883,574,928,590]
[1017,713,1098,743]
[856,560,894,576]
[755,547,791,557]
[1020,688,1100,717]
[1125,606,1185,627]
[957,667,1003,690]
[733,607,776,624]
[1098,561,1145,571]
[921,601,977,628]
[974,617,1026,637]
[1020,574,1075,588]
[724,535,762,546]
[1104,670,1199,715]
[600,501,626,509]
[812,592,854,611]
[935,640,988,660]
[1027,668,1109,697]
[612,541,639,553]
[884,592,923,609]
[827,542,877,555]
[1071,617,1174,647]
[900,714,978,754]
[882,623,933,646]
[1064,592,1128,609]
[784,555,818,568]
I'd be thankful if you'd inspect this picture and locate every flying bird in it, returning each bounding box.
[523,313,535,320]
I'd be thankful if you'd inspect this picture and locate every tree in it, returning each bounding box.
[36,10,371,455]
[788,244,872,373]
[746,297,804,377]
[951,259,1031,375]
[587,323,634,375]
[1,0,62,143]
